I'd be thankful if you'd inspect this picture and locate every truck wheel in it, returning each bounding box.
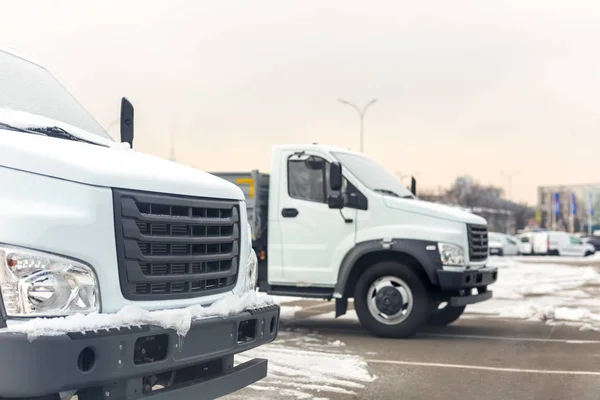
[428,303,466,326]
[354,261,429,338]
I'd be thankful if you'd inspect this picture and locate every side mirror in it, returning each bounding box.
[328,194,344,209]
[120,97,134,147]
[330,162,343,191]
[410,176,417,196]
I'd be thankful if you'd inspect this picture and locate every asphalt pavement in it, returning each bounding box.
[225,299,600,400]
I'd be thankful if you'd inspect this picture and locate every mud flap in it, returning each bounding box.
[335,298,348,317]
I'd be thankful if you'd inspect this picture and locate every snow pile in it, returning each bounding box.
[236,331,376,399]
[487,258,600,301]
[467,258,600,329]
[1,291,274,340]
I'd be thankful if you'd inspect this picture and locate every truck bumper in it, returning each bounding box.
[436,267,498,306]
[0,304,280,399]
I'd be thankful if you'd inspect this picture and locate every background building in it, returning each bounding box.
[537,183,600,233]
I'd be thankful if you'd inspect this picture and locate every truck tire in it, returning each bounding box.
[354,261,430,338]
[428,303,466,326]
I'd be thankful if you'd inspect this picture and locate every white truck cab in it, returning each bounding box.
[213,144,498,338]
[0,47,279,400]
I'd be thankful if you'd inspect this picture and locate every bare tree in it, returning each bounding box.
[417,175,534,231]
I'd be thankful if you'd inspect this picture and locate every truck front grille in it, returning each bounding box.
[467,224,488,262]
[113,189,240,300]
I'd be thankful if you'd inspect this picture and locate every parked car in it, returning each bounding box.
[532,231,595,256]
[488,232,520,256]
[516,232,535,255]
[581,235,600,252]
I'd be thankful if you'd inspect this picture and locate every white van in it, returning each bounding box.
[532,231,595,256]
[516,232,535,255]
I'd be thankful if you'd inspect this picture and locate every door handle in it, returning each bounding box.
[281,208,299,218]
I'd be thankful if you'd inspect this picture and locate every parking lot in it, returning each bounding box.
[226,300,600,400]
[226,257,600,400]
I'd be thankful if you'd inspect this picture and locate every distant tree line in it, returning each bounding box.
[419,176,535,232]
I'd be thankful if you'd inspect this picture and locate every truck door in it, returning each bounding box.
[276,151,357,286]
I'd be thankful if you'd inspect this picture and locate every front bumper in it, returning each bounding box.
[0,304,280,398]
[436,267,498,307]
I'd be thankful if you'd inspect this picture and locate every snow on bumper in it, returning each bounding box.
[0,292,280,398]
[1,291,274,340]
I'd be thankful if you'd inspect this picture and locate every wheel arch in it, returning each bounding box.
[334,239,442,305]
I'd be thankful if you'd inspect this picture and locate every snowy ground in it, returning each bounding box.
[226,256,600,399]
[235,330,376,399]
[467,256,600,330]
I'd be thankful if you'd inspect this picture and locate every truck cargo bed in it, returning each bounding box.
[210,170,270,246]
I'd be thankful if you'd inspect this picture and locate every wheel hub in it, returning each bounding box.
[366,275,414,325]
[375,286,404,315]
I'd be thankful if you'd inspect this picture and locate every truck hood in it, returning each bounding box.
[383,197,487,225]
[0,130,244,200]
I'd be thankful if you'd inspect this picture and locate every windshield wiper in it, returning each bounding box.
[25,126,105,147]
[1,122,105,147]
[0,122,33,134]
[373,189,400,197]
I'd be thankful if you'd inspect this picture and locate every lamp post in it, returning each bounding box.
[338,98,377,153]
[501,170,519,201]
[106,119,119,132]
[396,171,420,186]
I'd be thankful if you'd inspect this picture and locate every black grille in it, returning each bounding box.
[113,189,240,300]
[467,224,488,262]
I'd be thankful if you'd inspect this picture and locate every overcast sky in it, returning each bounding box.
[3,0,600,204]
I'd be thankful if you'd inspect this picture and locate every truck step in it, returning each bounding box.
[267,285,334,299]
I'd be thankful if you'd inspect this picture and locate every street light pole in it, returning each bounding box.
[338,98,377,153]
[106,119,119,133]
[500,170,519,201]
[396,171,420,187]
[396,172,409,184]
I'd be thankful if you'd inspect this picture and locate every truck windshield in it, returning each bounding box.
[331,151,415,198]
[0,49,112,140]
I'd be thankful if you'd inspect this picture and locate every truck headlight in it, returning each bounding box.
[0,245,99,317]
[437,243,465,266]
[245,249,258,292]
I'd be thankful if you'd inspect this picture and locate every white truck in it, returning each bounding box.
[0,48,279,399]
[213,146,498,338]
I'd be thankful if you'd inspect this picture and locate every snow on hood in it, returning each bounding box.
[2,292,274,341]
[383,197,487,225]
[0,126,244,200]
